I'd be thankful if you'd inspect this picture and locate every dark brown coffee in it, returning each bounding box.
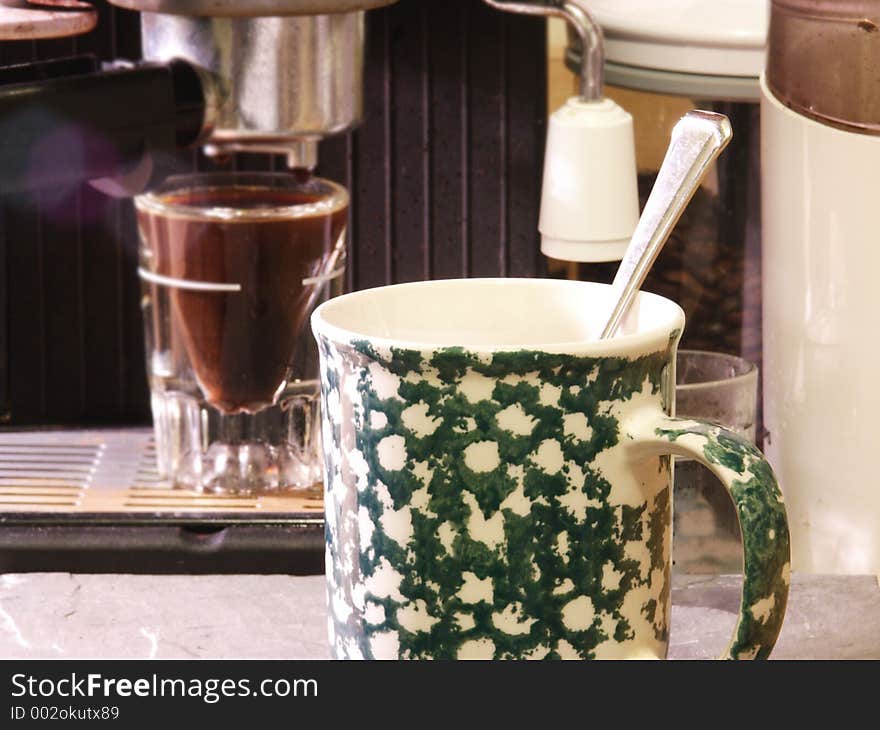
[138,184,348,414]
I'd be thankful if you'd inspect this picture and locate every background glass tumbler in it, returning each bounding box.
[673,350,758,573]
[136,172,349,495]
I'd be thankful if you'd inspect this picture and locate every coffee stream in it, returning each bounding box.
[138,186,348,414]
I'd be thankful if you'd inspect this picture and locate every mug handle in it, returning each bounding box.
[626,411,791,659]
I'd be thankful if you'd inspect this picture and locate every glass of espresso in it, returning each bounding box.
[135,172,349,495]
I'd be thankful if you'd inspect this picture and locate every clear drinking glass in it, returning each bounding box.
[674,350,758,573]
[136,172,349,495]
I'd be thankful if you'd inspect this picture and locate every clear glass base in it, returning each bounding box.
[175,442,321,496]
[151,386,322,496]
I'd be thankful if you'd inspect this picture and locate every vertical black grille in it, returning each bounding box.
[0,0,547,426]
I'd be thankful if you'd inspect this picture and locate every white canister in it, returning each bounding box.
[761,75,880,574]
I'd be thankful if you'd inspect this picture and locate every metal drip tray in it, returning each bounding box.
[0,428,326,574]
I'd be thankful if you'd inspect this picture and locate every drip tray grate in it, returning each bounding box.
[0,428,324,523]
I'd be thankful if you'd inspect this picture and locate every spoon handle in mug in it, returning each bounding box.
[599,110,732,340]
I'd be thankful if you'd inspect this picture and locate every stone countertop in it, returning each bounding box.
[0,573,877,660]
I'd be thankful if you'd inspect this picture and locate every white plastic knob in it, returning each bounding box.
[540,97,639,263]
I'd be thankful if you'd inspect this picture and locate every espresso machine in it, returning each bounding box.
[0,0,382,571]
[1,0,388,186]
[0,0,547,572]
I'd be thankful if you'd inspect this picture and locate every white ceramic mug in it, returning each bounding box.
[312,278,790,659]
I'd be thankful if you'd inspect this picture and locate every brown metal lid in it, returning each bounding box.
[0,1,96,40]
[106,0,397,16]
[767,0,880,134]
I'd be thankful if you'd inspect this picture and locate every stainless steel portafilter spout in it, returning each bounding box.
[139,11,364,170]
[110,0,402,169]
[482,0,603,101]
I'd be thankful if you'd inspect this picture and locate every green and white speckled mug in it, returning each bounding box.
[312,279,790,660]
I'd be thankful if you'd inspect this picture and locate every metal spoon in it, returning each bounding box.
[598,110,733,339]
